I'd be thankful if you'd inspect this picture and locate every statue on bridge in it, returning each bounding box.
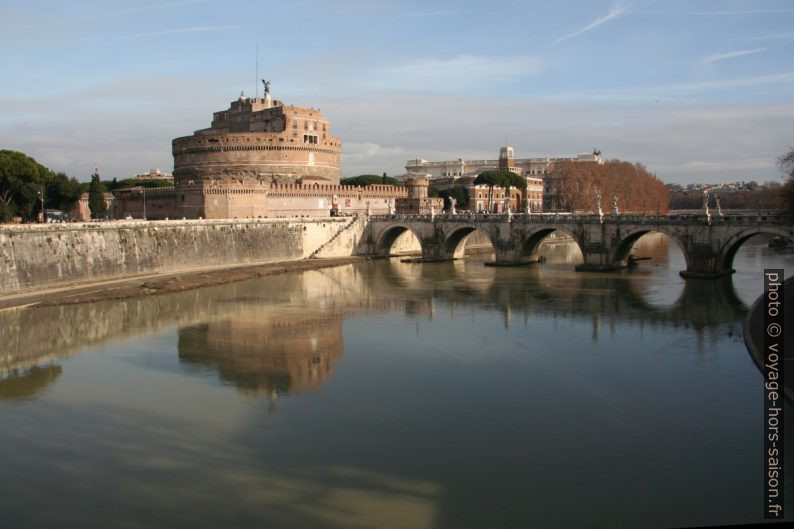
[612,195,619,215]
[449,197,457,215]
[595,193,603,217]
[714,194,723,217]
[703,189,711,222]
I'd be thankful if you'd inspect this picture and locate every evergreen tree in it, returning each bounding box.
[0,150,53,222]
[88,172,107,219]
[341,174,400,186]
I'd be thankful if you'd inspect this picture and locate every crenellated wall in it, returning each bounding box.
[112,183,409,220]
[0,218,369,295]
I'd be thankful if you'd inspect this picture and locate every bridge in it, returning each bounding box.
[364,211,794,278]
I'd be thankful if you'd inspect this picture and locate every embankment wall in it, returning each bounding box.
[0,218,369,295]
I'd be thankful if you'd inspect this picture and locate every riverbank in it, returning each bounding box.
[0,218,366,295]
[0,256,365,310]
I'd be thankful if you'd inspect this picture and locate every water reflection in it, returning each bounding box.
[0,365,62,402]
[2,236,793,529]
[0,235,762,388]
[178,310,344,399]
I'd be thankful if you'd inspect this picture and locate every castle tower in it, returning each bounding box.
[498,146,516,171]
[406,177,429,199]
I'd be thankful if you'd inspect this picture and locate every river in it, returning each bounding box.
[0,233,791,528]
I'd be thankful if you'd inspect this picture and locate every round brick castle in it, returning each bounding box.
[172,91,342,186]
[110,87,410,220]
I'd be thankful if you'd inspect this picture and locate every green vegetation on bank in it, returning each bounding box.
[437,187,470,210]
[105,178,173,190]
[341,173,401,187]
[0,150,82,222]
[473,170,527,191]
[88,172,107,219]
[0,149,172,222]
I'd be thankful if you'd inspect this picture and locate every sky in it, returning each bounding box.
[1,0,793,185]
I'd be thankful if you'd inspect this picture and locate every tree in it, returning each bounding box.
[107,178,172,190]
[474,170,526,211]
[780,148,794,217]
[437,187,469,210]
[46,172,83,212]
[88,172,107,219]
[341,174,401,186]
[549,160,669,213]
[474,170,526,190]
[0,150,53,222]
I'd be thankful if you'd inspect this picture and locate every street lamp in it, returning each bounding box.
[36,185,45,223]
[140,188,147,220]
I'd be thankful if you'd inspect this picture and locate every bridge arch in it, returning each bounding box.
[442,226,496,259]
[718,226,793,272]
[520,227,583,262]
[373,224,424,257]
[613,228,690,269]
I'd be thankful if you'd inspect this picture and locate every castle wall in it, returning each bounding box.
[172,136,342,184]
[174,98,342,186]
[0,218,365,295]
[145,183,409,220]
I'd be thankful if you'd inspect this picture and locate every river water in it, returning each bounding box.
[0,234,791,528]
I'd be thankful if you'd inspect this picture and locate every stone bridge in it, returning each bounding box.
[364,211,794,278]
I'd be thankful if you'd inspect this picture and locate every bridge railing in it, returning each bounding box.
[369,210,790,225]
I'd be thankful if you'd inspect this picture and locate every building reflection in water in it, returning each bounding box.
[178,309,344,401]
[0,232,763,403]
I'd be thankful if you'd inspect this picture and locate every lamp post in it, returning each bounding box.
[140,188,147,220]
[36,185,45,223]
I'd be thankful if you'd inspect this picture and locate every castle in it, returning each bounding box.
[106,85,597,220]
[113,84,410,220]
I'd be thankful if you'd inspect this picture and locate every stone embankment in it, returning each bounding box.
[0,218,369,298]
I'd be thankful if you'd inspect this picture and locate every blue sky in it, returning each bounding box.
[1,0,793,184]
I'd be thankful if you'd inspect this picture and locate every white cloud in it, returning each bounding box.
[13,0,219,32]
[342,143,407,176]
[544,72,794,102]
[2,81,792,186]
[376,54,542,91]
[702,47,769,64]
[554,1,631,44]
[118,26,240,40]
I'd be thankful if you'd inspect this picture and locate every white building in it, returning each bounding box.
[405,149,602,180]
[405,147,602,211]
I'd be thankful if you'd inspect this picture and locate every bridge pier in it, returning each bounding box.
[487,239,540,267]
[574,241,624,273]
[419,234,454,262]
[679,250,734,279]
[677,239,735,279]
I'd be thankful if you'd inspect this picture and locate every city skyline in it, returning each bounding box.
[1,0,793,184]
